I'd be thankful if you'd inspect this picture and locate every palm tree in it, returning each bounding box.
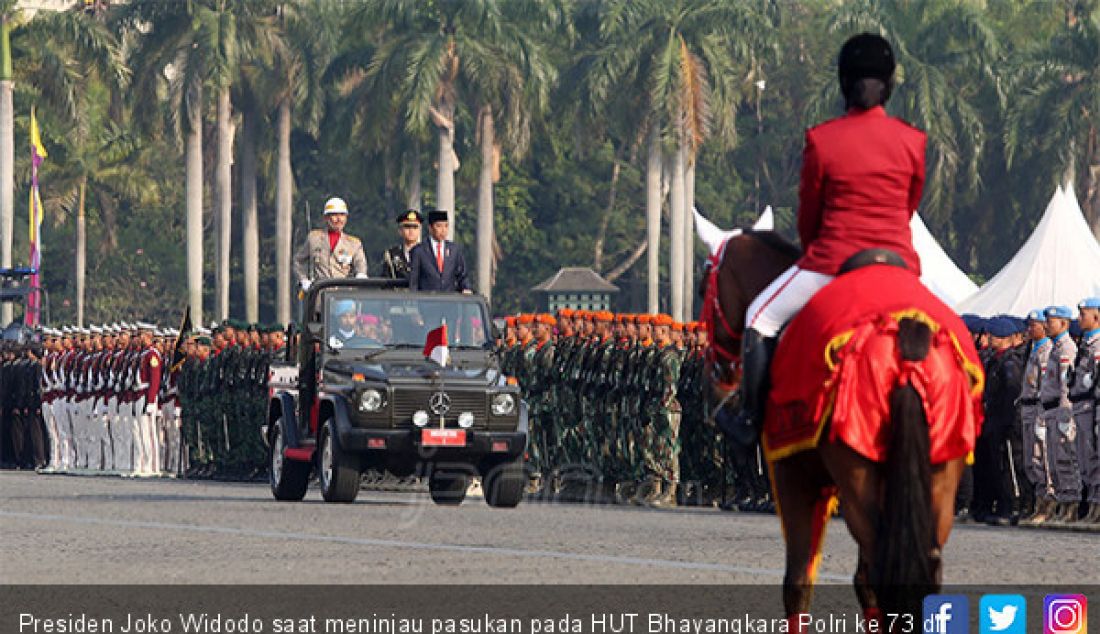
[2,6,126,325]
[352,0,556,298]
[0,1,13,326]
[125,0,240,327]
[586,0,766,318]
[42,125,160,326]
[267,0,334,326]
[1005,3,1100,234]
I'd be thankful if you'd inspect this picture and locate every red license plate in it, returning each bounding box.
[421,429,466,447]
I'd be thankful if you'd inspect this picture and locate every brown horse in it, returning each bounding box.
[703,230,970,624]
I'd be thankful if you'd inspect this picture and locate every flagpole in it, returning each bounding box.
[29,106,47,328]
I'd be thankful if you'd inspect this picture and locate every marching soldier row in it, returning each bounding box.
[497,309,732,508]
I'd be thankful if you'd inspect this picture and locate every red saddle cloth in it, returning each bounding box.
[763,265,984,464]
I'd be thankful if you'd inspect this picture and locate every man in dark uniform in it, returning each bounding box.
[408,209,471,293]
[381,210,423,279]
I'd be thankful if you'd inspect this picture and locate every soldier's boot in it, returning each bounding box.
[614,481,635,505]
[717,330,775,451]
[1022,498,1056,525]
[631,478,655,505]
[642,479,665,506]
[1083,503,1100,524]
[1051,501,1078,521]
[648,481,678,508]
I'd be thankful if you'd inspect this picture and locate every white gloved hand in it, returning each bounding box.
[355,273,368,279]
[300,279,312,292]
[145,403,158,416]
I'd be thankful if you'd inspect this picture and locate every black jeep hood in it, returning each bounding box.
[323,356,497,385]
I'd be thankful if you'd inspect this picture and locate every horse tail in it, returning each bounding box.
[873,318,936,616]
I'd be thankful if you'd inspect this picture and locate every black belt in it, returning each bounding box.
[1019,397,1039,406]
[1069,394,1093,403]
[1042,400,1061,410]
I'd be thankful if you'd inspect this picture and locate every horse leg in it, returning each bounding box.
[769,453,835,628]
[929,457,967,586]
[818,441,882,626]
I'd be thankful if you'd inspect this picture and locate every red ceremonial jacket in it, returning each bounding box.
[140,347,163,405]
[796,106,926,276]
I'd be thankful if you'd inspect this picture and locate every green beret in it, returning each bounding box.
[196,336,212,346]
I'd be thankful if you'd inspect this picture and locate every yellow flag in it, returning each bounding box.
[30,107,47,160]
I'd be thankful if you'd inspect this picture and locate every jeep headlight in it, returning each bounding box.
[359,388,385,413]
[491,393,516,416]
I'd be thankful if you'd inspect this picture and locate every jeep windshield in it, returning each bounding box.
[325,294,491,351]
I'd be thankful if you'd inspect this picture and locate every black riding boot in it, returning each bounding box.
[718,329,775,449]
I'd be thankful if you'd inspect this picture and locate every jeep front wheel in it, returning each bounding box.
[269,418,309,501]
[319,419,360,503]
[483,459,525,508]
[428,470,468,506]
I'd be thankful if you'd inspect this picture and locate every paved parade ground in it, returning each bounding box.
[3,471,1098,587]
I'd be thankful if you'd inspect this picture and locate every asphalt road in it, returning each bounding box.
[1,471,1097,585]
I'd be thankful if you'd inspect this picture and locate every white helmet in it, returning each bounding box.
[323,197,349,215]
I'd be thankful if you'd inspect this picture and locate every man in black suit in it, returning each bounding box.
[408,209,472,293]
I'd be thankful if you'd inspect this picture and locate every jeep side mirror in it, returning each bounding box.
[491,324,502,341]
[306,321,323,338]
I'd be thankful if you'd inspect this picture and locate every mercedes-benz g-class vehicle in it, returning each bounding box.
[263,278,527,506]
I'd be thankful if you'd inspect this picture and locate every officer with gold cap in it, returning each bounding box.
[382,209,424,279]
[293,196,368,292]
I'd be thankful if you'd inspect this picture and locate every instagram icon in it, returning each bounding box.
[1045,595,1087,634]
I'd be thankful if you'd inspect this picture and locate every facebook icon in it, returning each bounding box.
[924,595,969,634]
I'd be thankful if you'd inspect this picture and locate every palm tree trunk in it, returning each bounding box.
[476,104,494,300]
[240,109,259,324]
[593,155,622,272]
[76,177,86,327]
[0,17,12,326]
[683,158,695,319]
[669,135,686,322]
[276,97,292,326]
[186,81,204,327]
[436,105,456,239]
[406,141,421,211]
[215,87,234,321]
[646,127,662,314]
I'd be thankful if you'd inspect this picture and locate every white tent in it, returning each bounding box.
[911,213,978,308]
[957,186,1100,316]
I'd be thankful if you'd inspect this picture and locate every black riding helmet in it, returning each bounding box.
[837,33,895,104]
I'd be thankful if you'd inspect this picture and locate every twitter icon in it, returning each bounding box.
[981,595,1026,634]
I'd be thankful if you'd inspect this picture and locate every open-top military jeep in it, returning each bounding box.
[264,278,527,506]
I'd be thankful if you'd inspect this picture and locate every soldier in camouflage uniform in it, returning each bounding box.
[529,314,557,493]
[636,314,681,507]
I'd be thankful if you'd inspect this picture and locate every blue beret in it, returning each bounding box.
[1079,297,1100,310]
[334,300,357,315]
[1045,305,1073,320]
[1027,309,1046,322]
[986,317,1015,338]
[1011,317,1027,334]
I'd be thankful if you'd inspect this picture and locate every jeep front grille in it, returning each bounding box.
[392,390,488,429]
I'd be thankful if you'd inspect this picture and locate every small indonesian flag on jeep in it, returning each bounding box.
[423,323,449,367]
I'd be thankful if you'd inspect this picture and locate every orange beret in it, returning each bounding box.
[594,311,614,323]
[672,322,684,332]
[652,314,674,327]
[537,313,557,326]
[557,308,574,318]
[504,316,516,327]
[636,314,652,325]
[517,314,535,325]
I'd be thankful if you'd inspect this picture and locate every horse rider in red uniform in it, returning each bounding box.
[732,33,927,442]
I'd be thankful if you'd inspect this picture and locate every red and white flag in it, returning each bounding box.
[423,323,449,367]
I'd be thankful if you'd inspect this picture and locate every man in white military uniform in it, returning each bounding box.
[294,197,368,292]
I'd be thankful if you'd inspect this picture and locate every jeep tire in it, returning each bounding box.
[483,459,525,508]
[428,470,468,506]
[319,419,360,503]
[269,418,310,501]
